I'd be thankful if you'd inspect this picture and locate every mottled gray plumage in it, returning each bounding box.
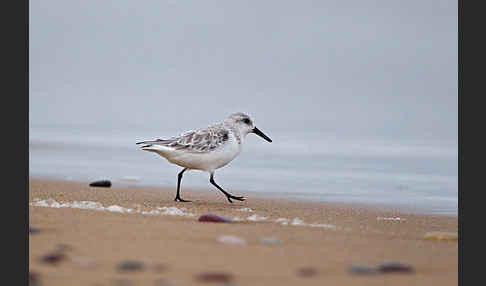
[137,124,230,153]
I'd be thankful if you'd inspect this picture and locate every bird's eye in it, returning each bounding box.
[243,118,250,124]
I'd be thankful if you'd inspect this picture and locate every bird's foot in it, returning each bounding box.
[226,195,245,203]
[174,196,192,203]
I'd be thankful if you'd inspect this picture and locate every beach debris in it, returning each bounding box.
[259,237,282,245]
[117,260,145,273]
[39,243,73,265]
[29,271,41,286]
[349,261,414,275]
[237,208,253,212]
[89,180,112,187]
[29,226,40,234]
[378,261,414,273]
[232,216,244,221]
[246,214,267,222]
[40,251,66,265]
[297,267,318,277]
[349,264,379,275]
[424,231,458,241]
[195,272,234,283]
[377,217,406,221]
[218,235,246,245]
[198,213,233,223]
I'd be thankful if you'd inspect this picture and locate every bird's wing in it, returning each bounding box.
[136,125,229,153]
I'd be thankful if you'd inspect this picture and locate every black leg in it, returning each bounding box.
[174,168,191,202]
[209,173,245,203]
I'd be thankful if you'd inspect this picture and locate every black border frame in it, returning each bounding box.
[4,0,28,284]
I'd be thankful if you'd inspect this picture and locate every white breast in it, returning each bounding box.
[163,132,242,172]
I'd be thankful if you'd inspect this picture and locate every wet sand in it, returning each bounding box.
[29,178,458,286]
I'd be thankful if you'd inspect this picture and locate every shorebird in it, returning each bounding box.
[136,112,272,203]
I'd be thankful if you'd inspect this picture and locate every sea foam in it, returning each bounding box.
[30,198,194,216]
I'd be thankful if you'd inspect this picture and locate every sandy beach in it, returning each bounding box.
[29,178,458,286]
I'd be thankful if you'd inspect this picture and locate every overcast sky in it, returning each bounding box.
[29,0,457,149]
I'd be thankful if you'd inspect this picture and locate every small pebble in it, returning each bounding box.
[378,261,414,273]
[196,272,233,283]
[89,180,112,187]
[29,227,40,234]
[198,214,233,223]
[424,231,458,241]
[349,264,379,275]
[117,260,145,272]
[40,252,66,265]
[298,267,318,277]
[29,271,41,286]
[217,235,246,245]
[259,237,282,245]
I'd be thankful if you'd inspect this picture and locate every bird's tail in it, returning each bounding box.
[136,139,175,153]
[136,139,165,146]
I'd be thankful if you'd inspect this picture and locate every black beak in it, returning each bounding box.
[252,127,272,143]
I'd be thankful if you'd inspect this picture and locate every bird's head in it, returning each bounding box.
[225,112,272,143]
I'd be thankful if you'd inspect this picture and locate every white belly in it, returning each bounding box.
[162,135,242,172]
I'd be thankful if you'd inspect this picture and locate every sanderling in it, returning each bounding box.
[136,112,272,203]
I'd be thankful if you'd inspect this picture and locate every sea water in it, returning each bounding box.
[29,125,457,216]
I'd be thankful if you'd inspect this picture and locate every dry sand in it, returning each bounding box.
[29,178,458,286]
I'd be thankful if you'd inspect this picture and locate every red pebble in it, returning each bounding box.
[198,214,233,223]
[41,252,66,265]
